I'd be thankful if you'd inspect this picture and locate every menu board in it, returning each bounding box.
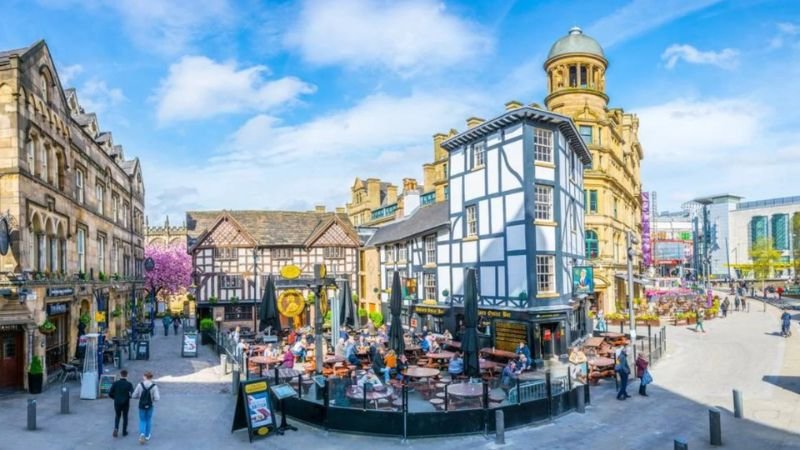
[231,379,276,442]
[494,320,528,352]
[181,332,198,358]
[99,374,117,398]
[136,340,150,360]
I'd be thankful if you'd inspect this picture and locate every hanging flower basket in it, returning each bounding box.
[38,320,57,335]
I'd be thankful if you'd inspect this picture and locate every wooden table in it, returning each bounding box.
[426,351,454,362]
[346,386,394,408]
[446,382,483,397]
[588,357,615,368]
[405,367,439,379]
[249,356,281,375]
[324,355,346,365]
[442,340,461,350]
[479,359,504,372]
[480,347,518,360]
[583,337,605,348]
[599,332,625,339]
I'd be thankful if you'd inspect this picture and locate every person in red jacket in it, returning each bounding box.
[280,345,295,368]
[635,354,650,396]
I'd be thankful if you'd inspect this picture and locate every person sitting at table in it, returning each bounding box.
[442,329,453,340]
[291,337,306,362]
[345,337,360,366]
[377,326,388,344]
[420,334,431,353]
[515,341,531,362]
[334,338,346,358]
[427,335,441,353]
[339,328,349,342]
[357,368,383,389]
[263,343,274,358]
[516,354,531,373]
[384,350,397,379]
[372,347,391,383]
[395,354,409,381]
[357,335,368,350]
[421,325,429,338]
[448,352,464,377]
[280,345,295,369]
[501,361,519,391]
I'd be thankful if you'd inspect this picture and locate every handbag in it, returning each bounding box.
[642,370,653,385]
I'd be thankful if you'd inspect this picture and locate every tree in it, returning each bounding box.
[792,212,800,282]
[750,237,782,285]
[144,243,192,297]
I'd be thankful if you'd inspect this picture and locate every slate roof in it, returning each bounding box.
[0,46,31,62]
[186,210,357,247]
[366,202,449,247]
[73,113,96,127]
[120,159,137,175]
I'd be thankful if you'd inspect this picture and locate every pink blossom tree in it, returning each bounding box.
[144,244,192,296]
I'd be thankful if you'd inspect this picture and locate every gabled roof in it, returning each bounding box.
[304,215,361,247]
[186,210,358,248]
[366,202,449,247]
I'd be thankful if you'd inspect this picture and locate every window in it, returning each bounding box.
[442,162,448,179]
[536,255,555,293]
[112,195,119,222]
[123,202,130,228]
[424,273,436,301]
[569,65,577,87]
[215,247,239,260]
[37,232,46,272]
[424,235,436,264]
[579,125,593,144]
[40,143,48,182]
[77,228,86,273]
[271,248,293,260]
[112,243,119,274]
[96,184,104,214]
[75,169,85,204]
[585,190,598,214]
[534,128,553,163]
[324,247,345,259]
[580,65,588,87]
[466,205,478,237]
[98,236,106,272]
[221,275,243,289]
[40,71,49,102]
[27,138,35,175]
[470,142,486,169]
[613,197,618,219]
[59,239,66,274]
[49,237,57,272]
[585,230,599,259]
[385,245,394,263]
[224,305,252,321]
[398,243,406,261]
[534,185,553,221]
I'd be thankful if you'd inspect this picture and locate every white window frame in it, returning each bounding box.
[112,195,119,222]
[398,242,406,262]
[424,235,436,264]
[215,247,239,260]
[466,205,478,237]
[96,184,104,214]
[534,128,553,163]
[49,236,58,273]
[535,185,553,221]
[77,228,86,273]
[40,143,48,182]
[470,142,486,170]
[112,243,119,274]
[385,245,394,264]
[323,247,345,259]
[271,248,293,260]
[424,273,436,301]
[221,274,243,289]
[76,169,85,204]
[37,232,46,272]
[536,255,555,293]
[98,236,105,273]
[27,138,36,175]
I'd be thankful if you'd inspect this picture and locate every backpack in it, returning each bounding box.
[139,383,155,410]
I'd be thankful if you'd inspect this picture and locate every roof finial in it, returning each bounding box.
[569,26,582,35]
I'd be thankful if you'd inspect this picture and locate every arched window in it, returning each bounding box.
[39,70,50,103]
[585,230,599,259]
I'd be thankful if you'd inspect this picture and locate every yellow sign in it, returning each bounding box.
[95,311,106,323]
[256,427,270,436]
[317,264,327,279]
[244,381,268,394]
[318,289,329,316]
[277,290,305,318]
[280,265,302,280]
[415,306,446,316]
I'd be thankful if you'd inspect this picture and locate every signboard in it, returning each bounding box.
[641,192,652,267]
[572,266,595,295]
[144,257,155,272]
[99,374,117,398]
[478,308,513,319]
[0,217,9,256]
[136,340,150,360]
[47,302,69,316]
[270,383,299,400]
[181,331,198,357]
[47,287,74,297]
[311,375,326,389]
[95,311,107,323]
[279,265,302,280]
[493,320,528,352]
[277,290,305,318]
[232,378,276,442]
[414,305,447,316]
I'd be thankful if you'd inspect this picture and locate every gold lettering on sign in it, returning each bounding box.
[494,320,529,352]
[415,306,446,316]
[478,309,512,319]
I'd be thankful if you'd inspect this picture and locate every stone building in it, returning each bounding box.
[543,27,645,312]
[145,216,187,248]
[0,41,146,390]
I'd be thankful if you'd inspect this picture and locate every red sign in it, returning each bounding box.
[410,318,418,328]
[543,329,552,341]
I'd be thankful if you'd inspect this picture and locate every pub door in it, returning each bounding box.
[538,322,560,359]
[0,330,24,389]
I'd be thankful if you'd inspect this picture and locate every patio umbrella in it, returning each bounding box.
[339,280,356,329]
[462,268,480,378]
[259,275,281,334]
[388,271,405,354]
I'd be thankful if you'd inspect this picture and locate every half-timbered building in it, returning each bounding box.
[186,208,359,330]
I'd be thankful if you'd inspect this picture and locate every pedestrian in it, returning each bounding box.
[741,296,747,312]
[132,371,160,444]
[721,298,729,318]
[695,308,706,333]
[595,311,608,332]
[291,336,306,362]
[615,348,631,400]
[109,369,134,438]
[161,315,172,336]
[635,354,651,396]
[232,326,240,343]
[501,360,518,392]
[777,286,784,300]
[781,309,792,337]
[172,314,181,335]
[734,296,740,312]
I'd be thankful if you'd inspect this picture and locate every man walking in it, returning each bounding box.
[695,308,706,333]
[616,348,631,400]
[132,371,160,444]
[172,314,181,335]
[161,315,172,336]
[109,369,134,437]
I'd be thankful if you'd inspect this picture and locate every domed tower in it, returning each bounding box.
[543,26,608,115]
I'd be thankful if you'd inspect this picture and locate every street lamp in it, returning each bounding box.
[626,231,639,363]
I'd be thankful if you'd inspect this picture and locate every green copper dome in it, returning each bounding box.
[547,27,605,61]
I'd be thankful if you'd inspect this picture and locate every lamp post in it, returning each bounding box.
[626,231,639,363]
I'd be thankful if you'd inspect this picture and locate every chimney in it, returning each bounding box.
[505,100,523,111]
[466,117,485,128]
[315,205,325,213]
[386,185,398,205]
[402,178,418,193]
[335,207,345,214]
[529,102,544,110]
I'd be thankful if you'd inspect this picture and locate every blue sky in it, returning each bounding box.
[2,0,798,223]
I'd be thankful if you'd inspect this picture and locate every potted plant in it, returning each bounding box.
[38,319,56,335]
[209,296,218,305]
[28,356,44,394]
[99,271,107,282]
[606,312,627,325]
[77,272,86,281]
[357,308,368,326]
[111,306,123,319]
[199,318,215,345]
[231,296,239,304]
[369,311,384,327]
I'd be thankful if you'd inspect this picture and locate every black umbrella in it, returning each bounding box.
[339,280,356,329]
[259,275,281,334]
[462,268,480,378]
[388,271,405,354]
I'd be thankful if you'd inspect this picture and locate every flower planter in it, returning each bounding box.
[28,373,43,394]
[648,319,661,327]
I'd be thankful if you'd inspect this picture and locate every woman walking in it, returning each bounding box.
[635,354,651,396]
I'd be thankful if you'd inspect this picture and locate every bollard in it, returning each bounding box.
[220,354,228,374]
[495,409,505,445]
[733,389,743,418]
[232,369,240,395]
[61,385,70,414]
[27,399,36,431]
[709,408,722,446]
[674,438,688,450]
[576,385,586,413]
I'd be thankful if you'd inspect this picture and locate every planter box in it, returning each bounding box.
[28,373,43,394]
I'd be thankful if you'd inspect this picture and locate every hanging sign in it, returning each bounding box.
[181,331,198,357]
[144,257,155,272]
[277,290,305,317]
[47,302,69,316]
[572,266,595,295]
[47,287,74,297]
[95,311,107,323]
[279,265,302,280]
[231,378,276,443]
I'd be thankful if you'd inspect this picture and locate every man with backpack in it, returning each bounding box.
[132,371,160,444]
[109,369,134,438]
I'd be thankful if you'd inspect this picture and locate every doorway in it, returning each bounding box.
[538,322,561,359]
[0,330,24,389]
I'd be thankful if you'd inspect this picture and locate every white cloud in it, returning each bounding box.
[58,64,83,86]
[285,0,492,75]
[76,78,126,113]
[661,44,739,69]
[154,56,316,123]
[768,22,799,49]
[588,0,723,47]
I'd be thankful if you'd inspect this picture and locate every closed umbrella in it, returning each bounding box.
[462,268,480,378]
[259,275,280,334]
[388,271,405,354]
[340,280,356,329]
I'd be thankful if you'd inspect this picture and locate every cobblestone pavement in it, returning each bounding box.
[1,305,798,450]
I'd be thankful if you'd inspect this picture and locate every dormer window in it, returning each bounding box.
[39,70,50,103]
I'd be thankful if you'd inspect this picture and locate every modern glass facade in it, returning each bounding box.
[750,215,768,247]
[771,213,789,250]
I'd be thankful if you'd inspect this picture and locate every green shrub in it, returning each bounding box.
[28,356,43,375]
[79,313,91,325]
[357,308,368,318]
[369,311,384,327]
[199,318,215,332]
